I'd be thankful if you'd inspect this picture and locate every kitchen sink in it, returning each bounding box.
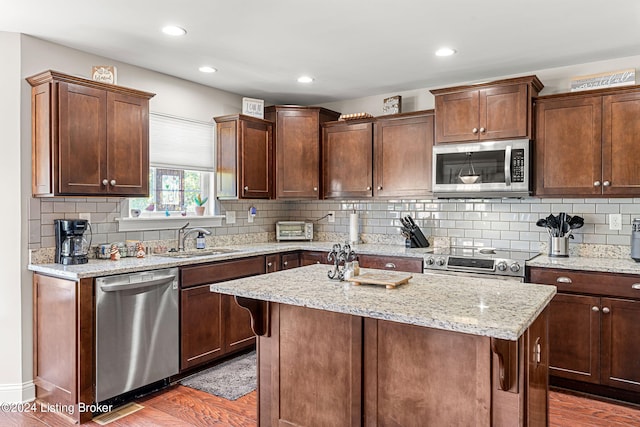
[155,248,238,258]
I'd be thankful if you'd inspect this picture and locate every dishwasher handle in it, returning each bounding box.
[99,275,176,292]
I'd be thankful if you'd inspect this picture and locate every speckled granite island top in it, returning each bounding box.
[209,264,556,341]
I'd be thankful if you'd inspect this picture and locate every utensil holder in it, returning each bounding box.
[549,237,569,258]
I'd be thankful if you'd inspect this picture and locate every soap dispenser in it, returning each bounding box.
[196,232,206,249]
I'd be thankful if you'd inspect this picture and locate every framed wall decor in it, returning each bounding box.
[91,65,117,84]
[383,95,402,114]
[242,97,265,119]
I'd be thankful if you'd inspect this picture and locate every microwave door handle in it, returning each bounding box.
[504,145,512,187]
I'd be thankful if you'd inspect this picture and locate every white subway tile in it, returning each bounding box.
[596,204,620,214]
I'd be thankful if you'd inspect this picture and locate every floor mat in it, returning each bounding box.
[180,351,257,400]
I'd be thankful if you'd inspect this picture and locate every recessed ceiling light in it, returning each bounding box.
[435,47,456,57]
[297,76,314,83]
[162,25,187,36]
[199,66,217,73]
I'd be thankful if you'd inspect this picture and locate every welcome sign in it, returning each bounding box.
[570,68,635,92]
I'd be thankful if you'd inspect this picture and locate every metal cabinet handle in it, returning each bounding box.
[267,262,272,267]
[366,186,371,190]
[594,181,601,187]
[556,276,572,284]
[313,187,318,192]
[102,179,108,186]
[479,127,486,133]
[110,179,116,186]
[472,128,478,134]
[592,306,600,312]
[283,261,288,266]
[534,337,541,364]
[377,186,383,190]
[602,307,610,314]
[632,283,640,290]
[385,263,396,269]
[603,181,611,187]
[244,186,249,191]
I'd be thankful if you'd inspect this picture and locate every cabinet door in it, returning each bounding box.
[275,109,321,199]
[480,84,528,140]
[57,82,107,195]
[600,297,640,391]
[323,122,373,198]
[181,285,223,370]
[106,92,149,196]
[374,113,434,197]
[434,90,479,143]
[281,252,300,270]
[548,293,600,383]
[602,92,640,196]
[216,119,239,199]
[241,118,273,198]
[535,97,602,196]
[265,254,280,273]
[223,294,255,353]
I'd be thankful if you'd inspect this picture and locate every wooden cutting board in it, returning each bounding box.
[346,271,412,289]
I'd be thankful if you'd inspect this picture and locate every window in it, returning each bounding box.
[128,112,216,217]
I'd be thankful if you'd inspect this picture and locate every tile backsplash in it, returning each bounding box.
[29,196,639,257]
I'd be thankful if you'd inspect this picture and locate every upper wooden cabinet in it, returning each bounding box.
[374,111,434,197]
[265,106,340,199]
[322,120,374,199]
[322,111,434,199]
[431,75,543,144]
[535,86,640,197]
[214,114,273,199]
[27,70,155,197]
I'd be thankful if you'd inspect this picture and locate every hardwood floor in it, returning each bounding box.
[2,387,640,426]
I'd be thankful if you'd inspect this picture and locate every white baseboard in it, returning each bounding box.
[0,380,36,403]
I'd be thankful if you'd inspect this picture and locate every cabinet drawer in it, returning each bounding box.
[301,251,331,266]
[529,267,640,299]
[357,254,423,273]
[181,256,265,288]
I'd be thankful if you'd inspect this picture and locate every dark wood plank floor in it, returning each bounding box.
[2,387,640,426]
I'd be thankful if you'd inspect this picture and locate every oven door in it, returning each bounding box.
[432,139,530,198]
[423,269,524,283]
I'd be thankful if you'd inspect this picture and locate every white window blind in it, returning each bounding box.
[149,112,215,171]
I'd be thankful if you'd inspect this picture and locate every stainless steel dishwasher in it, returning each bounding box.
[95,268,179,402]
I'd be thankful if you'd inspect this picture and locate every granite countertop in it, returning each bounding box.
[209,264,556,341]
[528,254,640,275]
[27,242,433,280]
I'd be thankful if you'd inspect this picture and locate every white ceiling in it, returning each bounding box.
[3,0,640,105]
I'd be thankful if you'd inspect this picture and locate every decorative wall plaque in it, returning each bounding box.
[570,68,635,92]
[383,95,401,114]
[91,66,117,84]
[242,97,265,119]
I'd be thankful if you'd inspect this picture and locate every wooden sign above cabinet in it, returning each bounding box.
[27,70,155,197]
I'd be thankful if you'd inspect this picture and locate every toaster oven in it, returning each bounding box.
[276,221,313,241]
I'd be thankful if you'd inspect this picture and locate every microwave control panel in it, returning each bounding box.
[511,149,525,182]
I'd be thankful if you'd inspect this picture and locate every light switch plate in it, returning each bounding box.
[609,213,622,230]
[225,211,236,224]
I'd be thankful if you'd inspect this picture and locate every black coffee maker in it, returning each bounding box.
[54,219,92,265]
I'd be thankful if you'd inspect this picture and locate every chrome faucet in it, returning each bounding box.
[178,224,212,251]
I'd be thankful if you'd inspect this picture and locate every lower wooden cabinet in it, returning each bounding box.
[530,267,640,396]
[280,251,300,270]
[357,254,423,273]
[300,250,331,266]
[33,273,94,424]
[180,256,265,371]
[265,253,280,273]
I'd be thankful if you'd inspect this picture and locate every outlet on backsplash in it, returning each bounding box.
[609,214,622,231]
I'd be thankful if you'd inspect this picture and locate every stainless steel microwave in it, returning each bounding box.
[432,139,531,198]
[276,221,313,241]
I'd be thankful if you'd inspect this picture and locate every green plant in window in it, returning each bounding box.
[194,194,208,206]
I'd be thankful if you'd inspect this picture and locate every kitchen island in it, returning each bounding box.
[210,264,556,426]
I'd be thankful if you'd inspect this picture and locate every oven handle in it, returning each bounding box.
[504,145,512,187]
